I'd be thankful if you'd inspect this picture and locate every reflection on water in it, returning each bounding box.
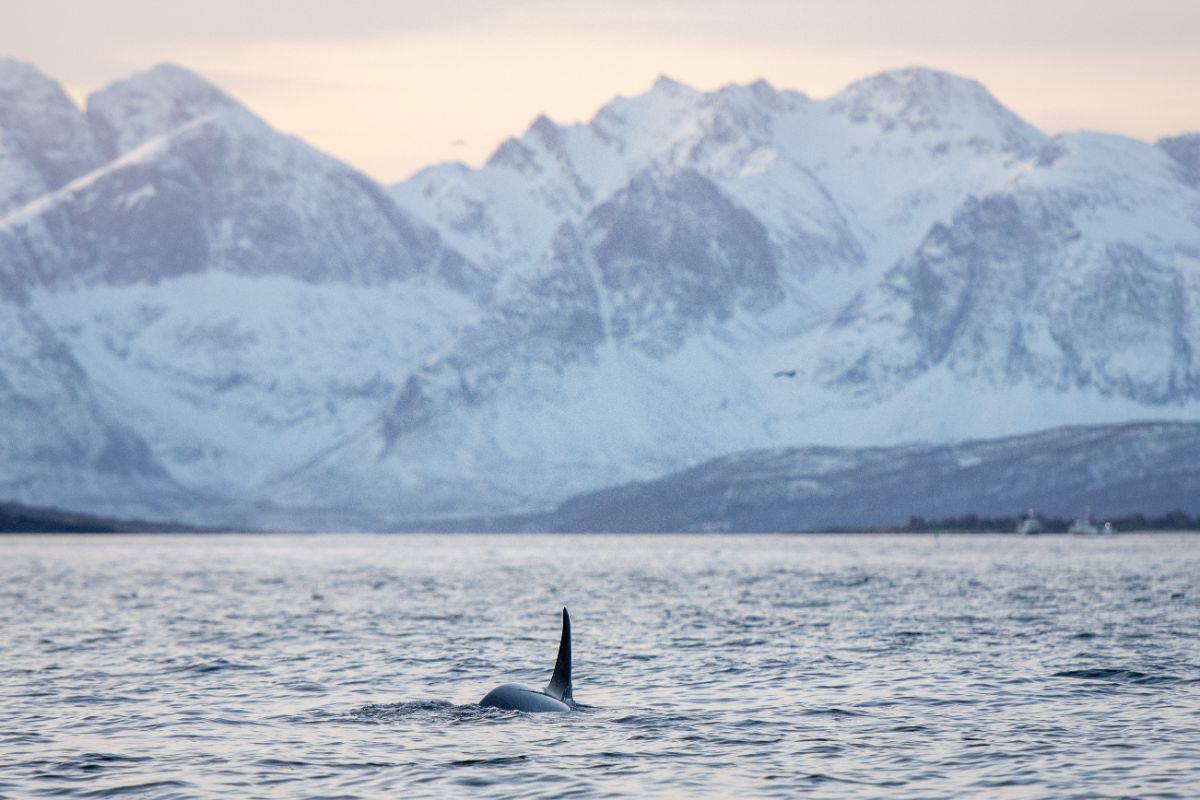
[1,533,1198,798]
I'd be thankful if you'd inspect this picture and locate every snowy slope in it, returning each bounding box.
[0,283,189,517]
[31,275,477,497]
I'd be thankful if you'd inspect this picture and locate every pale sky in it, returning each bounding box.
[4,0,1199,183]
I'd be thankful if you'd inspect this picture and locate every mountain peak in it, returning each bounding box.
[844,67,988,99]
[713,77,807,113]
[0,58,61,93]
[527,113,561,143]
[651,74,694,96]
[0,58,81,122]
[485,113,568,171]
[829,66,1043,153]
[743,77,788,104]
[90,62,238,111]
[85,63,246,157]
[0,59,104,209]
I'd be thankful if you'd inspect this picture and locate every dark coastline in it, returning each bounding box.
[0,502,217,534]
[3,500,1197,535]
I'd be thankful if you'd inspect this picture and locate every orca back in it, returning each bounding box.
[479,607,576,713]
[480,683,571,712]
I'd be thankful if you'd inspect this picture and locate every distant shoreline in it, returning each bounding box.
[3,501,1197,535]
[0,501,217,534]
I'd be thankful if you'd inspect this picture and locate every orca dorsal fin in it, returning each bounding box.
[545,607,572,702]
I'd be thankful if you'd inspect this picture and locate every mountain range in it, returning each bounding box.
[1,59,1197,528]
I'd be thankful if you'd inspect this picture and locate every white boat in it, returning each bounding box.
[1016,508,1043,536]
[1069,507,1115,535]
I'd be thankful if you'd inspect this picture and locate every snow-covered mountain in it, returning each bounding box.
[2,61,1198,526]
[293,67,1200,520]
[0,61,486,516]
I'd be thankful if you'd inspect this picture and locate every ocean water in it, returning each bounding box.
[1,533,1198,798]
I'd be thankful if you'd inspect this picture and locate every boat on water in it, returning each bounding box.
[1070,507,1115,535]
[1069,519,1099,535]
[1016,508,1043,536]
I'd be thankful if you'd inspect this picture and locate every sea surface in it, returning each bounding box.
[2,533,1198,798]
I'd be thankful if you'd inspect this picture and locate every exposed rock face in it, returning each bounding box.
[587,168,782,356]
[811,136,1200,407]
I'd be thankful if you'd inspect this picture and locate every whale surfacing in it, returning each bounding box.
[480,608,576,713]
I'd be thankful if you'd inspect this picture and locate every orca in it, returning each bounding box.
[480,607,577,712]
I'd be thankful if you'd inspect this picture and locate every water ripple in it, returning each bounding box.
[1,533,1198,798]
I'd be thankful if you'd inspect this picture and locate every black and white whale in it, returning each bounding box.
[480,607,577,712]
